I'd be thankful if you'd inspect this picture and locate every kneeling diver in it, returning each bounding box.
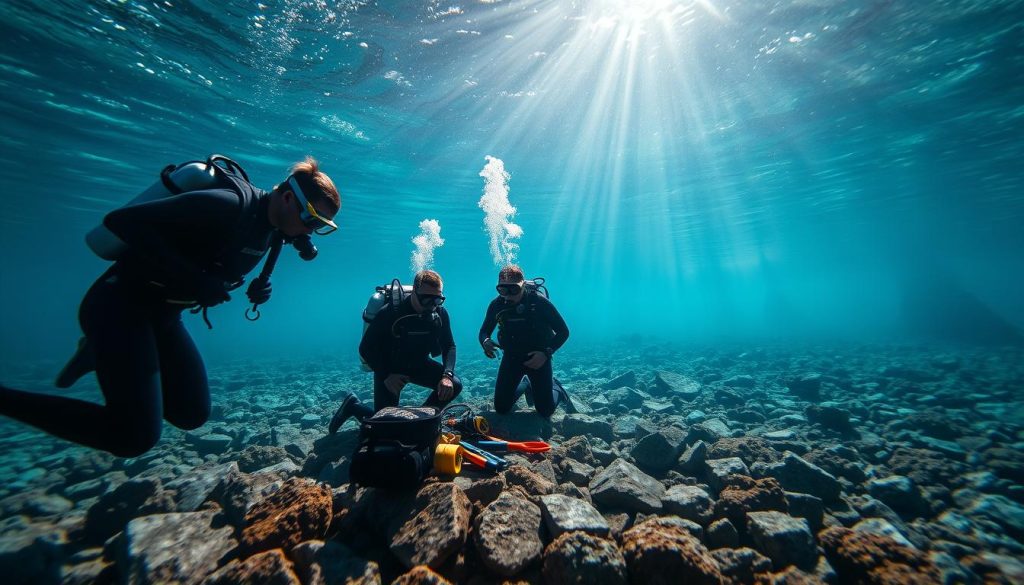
[0,156,342,457]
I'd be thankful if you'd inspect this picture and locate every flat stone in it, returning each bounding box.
[589,458,665,514]
[473,493,543,576]
[187,433,233,456]
[723,375,756,388]
[762,430,795,441]
[539,494,610,538]
[119,510,236,585]
[747,511,818,571]
[602,371,637,390]
[652,371,702,399]
[853,518,914,548]
[661,485,714,525]
[561,415,615,442]
[763,451,842,502]
[705,457,750,492]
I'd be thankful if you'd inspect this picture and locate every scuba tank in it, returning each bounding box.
[85,155,248,261]
[522,277,549,299]
[360,278,413,371]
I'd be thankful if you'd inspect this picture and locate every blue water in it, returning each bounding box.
[1,0,1023,369]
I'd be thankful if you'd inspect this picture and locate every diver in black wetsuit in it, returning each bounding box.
[479,264,573,417]
[328,270,462,432]
[0,156,342,457]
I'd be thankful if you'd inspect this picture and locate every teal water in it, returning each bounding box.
[1,0,1023,370]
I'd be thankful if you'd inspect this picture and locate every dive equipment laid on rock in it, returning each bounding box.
[349,405,442,489]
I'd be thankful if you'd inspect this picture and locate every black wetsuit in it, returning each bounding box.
[0,174,274,457]
[478,292,569,417]
[358,296,462,412]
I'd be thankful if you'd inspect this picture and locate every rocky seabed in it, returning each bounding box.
[0,342,1022,584]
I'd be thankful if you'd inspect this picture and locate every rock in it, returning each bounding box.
[867,476,928,519]
[632,429,686,473]
[602,371,636,390]
[714,476,788,526]
[165,461,238,512]
[747,511,817,571]
[64,471,128,501]
[888,447,968,487]
[237,446,293,473]
[723,375,756,388]
[201,549,300,585]
[530,459,559,486]
[761,430,796,441]
[473,492,543,576]
[119,510,236,585]
[653,371,702,399]
[0,522,66,585]
[589,458,665,513]
[819,526,941,584]
[784,492,824,533]
[964,493,1024,541]
[390,483,471,570]
[853,518,914,548]
[621,517,724,584]
[786,373,822,401]
[561,415,615,442]
[961,552,1024,584]
[539,494,610,538]
[662,485,715,526]
[805,405,854,433]
[689,419,732,443]
[240,478,333,556]
[559,458,595,487]
[290,540,380,585]
[542,531,627,585]
[552,435,598,467]
[503,465,557,497]
[187,432,233,455]
[708,438,780,466]
[462,476,505,514]
[710,547,772,583]
[83,477,176,545]
[213,470,284,528]
[705,457,750,492]
[706,519,738,549]
[391,565,451,585]
[678,440,709,473]
[762,452,842,502]
[605,387,648,411]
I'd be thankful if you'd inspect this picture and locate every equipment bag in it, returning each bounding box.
[349,406,442,489]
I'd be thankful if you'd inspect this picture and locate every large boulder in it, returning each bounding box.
[631,428,687,473]
[240,478,333,556]
[539,494,610,539]
[118,510,237,585]
[389,483,472,570]
[83,477,176,545]
[473,492,543,576]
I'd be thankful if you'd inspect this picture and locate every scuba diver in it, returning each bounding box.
[479,264,574,417]
[0,156,341,457]
[329,270,461,433]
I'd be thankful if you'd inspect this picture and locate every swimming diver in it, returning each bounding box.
[479,264,574,417]
[329,270,462,432]
[0,156,342,457]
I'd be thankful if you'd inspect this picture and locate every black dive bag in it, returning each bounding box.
[349,406,442,489]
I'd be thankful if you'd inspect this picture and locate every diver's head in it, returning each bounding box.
[496,264,525,303]
[411,269,445,314]
[270,156,341,237]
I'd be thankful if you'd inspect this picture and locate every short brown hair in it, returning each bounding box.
[414,270,443,290]
[498,264,524,282]
[289,156,341,216]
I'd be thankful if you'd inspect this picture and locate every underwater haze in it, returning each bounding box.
[1,1,1024,582]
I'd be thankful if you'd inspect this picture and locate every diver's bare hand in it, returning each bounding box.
[482,338,497,359]
[437,376,455,402]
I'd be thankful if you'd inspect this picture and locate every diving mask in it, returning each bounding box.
[288,176,337,235]
[417,293,445,309]
[496,283,522,296]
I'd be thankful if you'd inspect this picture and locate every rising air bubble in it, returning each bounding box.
[478,156,523,266]
[411,219,444,274]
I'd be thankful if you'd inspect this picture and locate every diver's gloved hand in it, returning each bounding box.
[193,274,231,307]
[482,338,497,359]
[246,278,272,305]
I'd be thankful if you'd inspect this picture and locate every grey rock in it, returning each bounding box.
[806,405,854,433]
[299,413,321,429]
[786,373,822,400]
[0,522,66,585]
[473,493,543,577]
[785,492,824,532]
[118,510,236,585]
[853,518,914,548]
[662,485,714,525]
[677,440,708,473]
[631,430,685,473]
[604,387,647,410]
[602,371,636,390]
[723,375,756,388]
[539,494,610,538]
[705,457,750,493]
[928,551,980,585]
[64,471,128,501]
[763,451,842,502]
[186,433,233,456]
[867,475,928,519]
[710,547,772,583]
[706,518,738,549]
[291,539,381,585]
[653,371,702,399]
[562,415,615,442]
[686,410,707,424]
[747,511,817,571]
[965,494,1024,540]
[165,462,238,512]
[560,458,595,486]
[589,458,664,513]
[762,430,796,441]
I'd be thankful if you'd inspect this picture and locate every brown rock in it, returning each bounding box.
[390,483,472,570]
[463,476,506,515]
[201,549,300,585]
[753,566,826,584]
[714,476,788,526]
[503,465,557,497]
[391,565,453,585]
[887,447,968,487]
[819,526,941,584]
[621,517,724,585]
[240,478,333,556]
[542,531,627,585]
[708,438,781,465]
[474,493,543,576]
